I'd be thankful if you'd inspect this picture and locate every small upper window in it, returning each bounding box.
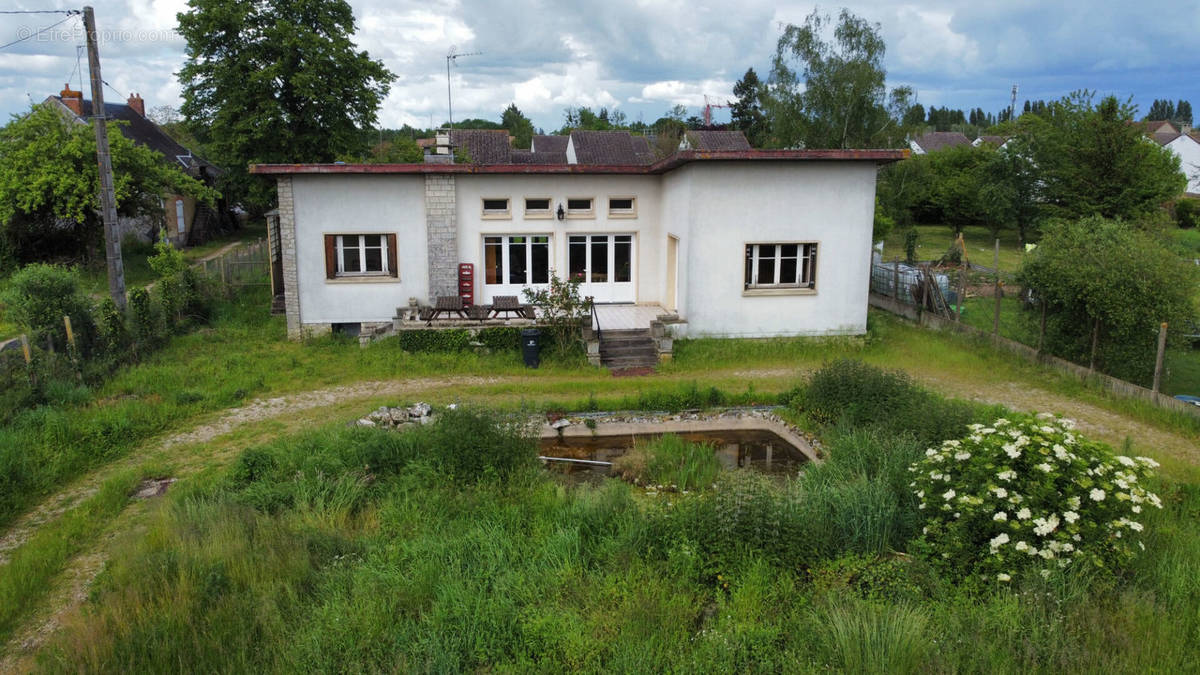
[567,197,593,217]
[524,197,551,217]
[482,198,510,217]
[608,197,636,217]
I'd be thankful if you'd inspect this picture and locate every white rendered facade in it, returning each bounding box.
[263,154,893,340]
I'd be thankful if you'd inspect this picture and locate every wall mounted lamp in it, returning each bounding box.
[556,203,565,221]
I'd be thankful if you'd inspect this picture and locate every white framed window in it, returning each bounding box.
[482,197,511,218]
[566,197,594,218]
[324,233,397,279]
[744,242,817,290]
[607,196,637,218]
[524,197,552,218]
[484,235,551,285]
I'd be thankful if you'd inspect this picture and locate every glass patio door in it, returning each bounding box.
[568,234,635,303]
[482,235,551,302]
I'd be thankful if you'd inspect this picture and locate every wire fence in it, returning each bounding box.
[869,252,1199,399]
[198,238,270,288]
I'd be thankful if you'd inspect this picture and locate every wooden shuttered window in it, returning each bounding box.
[324,234,399,278]
[386,234,398,278]
[324,234,337,279]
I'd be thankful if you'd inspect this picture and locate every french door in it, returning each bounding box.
[568,234,635,303]
[482,234,550,302]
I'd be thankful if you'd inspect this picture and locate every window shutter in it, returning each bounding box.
[324,235,337,279]
[386,234,398,278]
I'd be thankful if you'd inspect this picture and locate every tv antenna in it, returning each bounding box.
[446,46,482,131]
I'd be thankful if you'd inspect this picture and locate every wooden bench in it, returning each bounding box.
[425,296,466,324]
[490,295,533,319]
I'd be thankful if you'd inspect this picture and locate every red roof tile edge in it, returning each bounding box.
[249,149,909,175]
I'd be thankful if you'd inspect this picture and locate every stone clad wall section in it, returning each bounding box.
[276,176,302,340]
[425,174,458,299]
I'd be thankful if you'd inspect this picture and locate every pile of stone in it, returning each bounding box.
[354,402,434,428]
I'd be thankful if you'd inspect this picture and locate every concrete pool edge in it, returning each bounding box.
[539,409,821,463]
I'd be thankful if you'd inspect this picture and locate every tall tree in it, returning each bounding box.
[0,106,215,264]
[730,67,768,146]
[1175,100,1193,126]
[1023,91,1184,220]
[500,103,534,149]
[766,9,912,149]
[177,0,394,208]
[1146,98,1174,121]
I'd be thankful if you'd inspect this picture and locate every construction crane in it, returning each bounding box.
[702,94,730,127]
[446,46,482,131]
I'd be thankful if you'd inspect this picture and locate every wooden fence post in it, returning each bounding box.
[955,265,965,322]
[992,239,1002,337]
[63,315,75,349]
[19,333,35,387]
[919,265,929,321]
[1152,322,1168,393]
[1037,302,1047,353]
[1089,318,1100,372]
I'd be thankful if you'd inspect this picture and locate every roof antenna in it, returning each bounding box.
[445,46,482,131]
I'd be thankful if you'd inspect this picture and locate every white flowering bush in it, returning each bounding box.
[909,413,1162,584]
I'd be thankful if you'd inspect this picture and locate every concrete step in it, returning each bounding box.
[602,356,659,369]
[600,328,652,339]
[600,345,657,358]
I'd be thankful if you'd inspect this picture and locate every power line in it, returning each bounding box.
[0,13,78,51]
[0,9,79,14]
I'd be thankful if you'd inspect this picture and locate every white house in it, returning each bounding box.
[1139,121,1200,196]
[251,130,905,341]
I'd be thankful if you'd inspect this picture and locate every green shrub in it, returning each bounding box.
[910,413,1163,585]
[613,434,720,491]
[0,263,95,351]
[428,406,537,482]
[800,359,984,446]
[128,287,161,349]
[395,328,472,352]
[476,326,520,352]
[1175,197,1199,229]
[810,553,928,602]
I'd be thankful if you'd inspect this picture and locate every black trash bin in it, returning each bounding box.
[520,328,541,368]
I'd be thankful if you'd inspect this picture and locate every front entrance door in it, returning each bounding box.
[568,234,635,303]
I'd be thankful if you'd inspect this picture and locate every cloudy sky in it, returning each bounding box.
[1,0,1197,134]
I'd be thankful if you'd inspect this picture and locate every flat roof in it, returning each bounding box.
[249,149,909,176]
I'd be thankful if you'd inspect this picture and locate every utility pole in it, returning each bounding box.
[83,6,126,310]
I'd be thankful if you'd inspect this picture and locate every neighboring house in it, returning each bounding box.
[908,131,972,154]
[679,130,753,151]
[43,85,230,246]
[971,135,1010,149]
[1141,120,1200,196]
[252,131,906,340]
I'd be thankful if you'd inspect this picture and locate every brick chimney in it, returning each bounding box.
[127,92,145,117]
[60,83,83,116]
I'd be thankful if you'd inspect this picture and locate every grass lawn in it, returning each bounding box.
[2,281,1200,670]
[880,224,1028,271]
